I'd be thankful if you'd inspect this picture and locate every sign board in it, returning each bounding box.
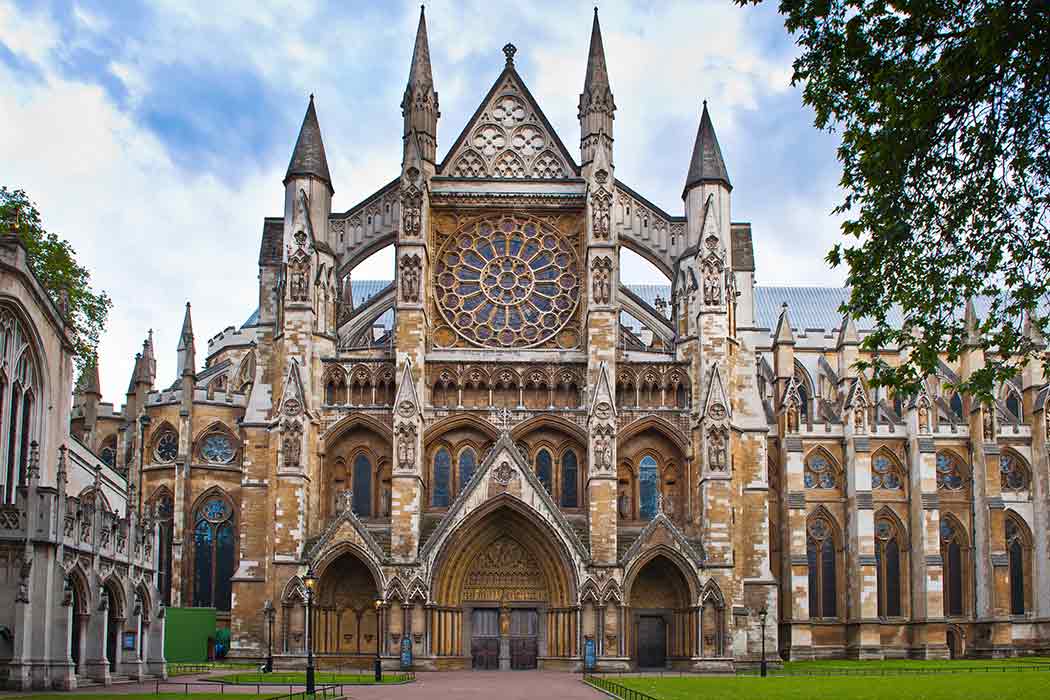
[584,637,596,671]
[123,631,137,651]
[400,636,413,669]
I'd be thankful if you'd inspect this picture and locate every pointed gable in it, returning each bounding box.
[440,49,578,180]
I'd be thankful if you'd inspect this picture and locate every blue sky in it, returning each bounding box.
[0,0,845,401]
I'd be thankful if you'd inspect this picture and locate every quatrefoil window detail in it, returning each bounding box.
[512,126,545,158]
[492,96,526,126]
[472,125,507,157]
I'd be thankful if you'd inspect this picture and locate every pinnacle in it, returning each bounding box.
[285,95,333,189]
[683,100,731,197]
[407,4,433,88]
[584,7,610,92]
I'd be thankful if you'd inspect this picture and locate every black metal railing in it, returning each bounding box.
[583,674,660,700]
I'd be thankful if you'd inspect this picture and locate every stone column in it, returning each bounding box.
[782,436,813,659]
[845,432,880,658]
[909,435,947,657]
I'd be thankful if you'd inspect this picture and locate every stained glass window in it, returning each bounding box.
[999,453,1030,492]
[433,215,580,348]
[432,448,450,507]
[936,452,964,490]
[940,519,965,617]
[0,307,36,504]
[99,445,116,468]
[804,453,836,489]
[151,491,174,607]
[872,454,902,490]
[639,455,658,520]
[1006,518,1027,615]
[807,517,837,618]
[536,449,553,494]
[155,431,178,463]
[353,454,372,516]
[875,517,902,617]
[201,434,235,464]
[560,449,578,508]
[458,448,477,493]
[193,492,234,610]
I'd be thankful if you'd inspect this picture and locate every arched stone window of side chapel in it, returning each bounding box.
[949,392,964,420]
[940,515,968,618]
[936,451,966,491]
[352,452,373,516]
[152,424,179,465]
[148,487,175,607]
[617,462,634,521]
[1005,513,1032,616]
[807,513,838,619]
[999,451,1031,494]
[457,446,477,494]
[191,490,235,611]
[804,449,838,490]
[431,447,451,508]
[638,454,659,521]
[871,450,905,491]
[195,424,239,466]
[535,448,553,495]
[324,368,347,405]
[794,362,813,421]
[560,448,578,508]
[99,434,118,470]
[874,515,903,617]
[1004,387,1023,422]
[0,306,39,504]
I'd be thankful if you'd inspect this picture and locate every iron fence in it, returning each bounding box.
[583,673,660,700]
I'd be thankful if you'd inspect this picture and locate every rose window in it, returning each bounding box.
[434,215,580,348]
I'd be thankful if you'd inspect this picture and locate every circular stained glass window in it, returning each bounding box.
[433,215,580,348]
[201,434,235,464]
[155,432,178,463]
[200,498,230,522]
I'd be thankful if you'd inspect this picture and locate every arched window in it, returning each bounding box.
[1005,389,1022,421]
[638,455,658,521]
[535,449,553,494]
[560,449,578,508]
[150,489,175,607]
[936,452,965,491]
[794,364,812,420]
[804,451,837,489]
[949,393,964,419]
[352,453,372,516]
[807,516,837,618]
[872,452,904,491]
[1005,516,1030,615]
[875,516,902,617]
[192,493,235,610]
[458,447,476,493]
[432,448,450,507]
[999,452,1030,493]
[99,435,118,469]
[940,518,966,617]
[0,308,38,504]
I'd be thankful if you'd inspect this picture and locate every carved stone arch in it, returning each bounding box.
[385,577,409,603]
[999,447,1033,493]
[623,545,700,604]
[450,148,488,177]
[147,420,179,462]
[428,494,581,606]
[100,573,127,618]
[310,541,386,593]
[0,297,51,403]
[424,413,499,447]
[321,413,393,447]
[134,580,154,620]
[803,445,843,490]
[940,511,969,546]
[281,575,306,604]
[511,414,588,445]
[235,349,256,392]
[530,149,568,179]
[491,149,527,178]
[579,579,601,604]
[78,486,113,513]
[601,579,623,604]
[807,504,844,545]
[619,415,690,456]
[871,446,908,493]
[873,505,909,547]
[65,562,92,610]
[1004,508,1034,545]
[188,485,236,521]
[699,578,725,607]
[407,577,428,603]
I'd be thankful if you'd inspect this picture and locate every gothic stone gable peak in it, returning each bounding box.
[303,505,386,567]
[419,432,589,567]
[276,358,309,420]
[621,512,706,568]
[393,360,422,419]
[439,67,578,180]
[702,363,732,421]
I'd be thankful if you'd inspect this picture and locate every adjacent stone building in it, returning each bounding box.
[0,233,165,690]
[68,8,1047,672]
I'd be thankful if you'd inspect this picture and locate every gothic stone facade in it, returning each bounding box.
[69,10,1048,671]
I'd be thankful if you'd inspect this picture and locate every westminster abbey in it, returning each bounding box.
[54,8,1050,675]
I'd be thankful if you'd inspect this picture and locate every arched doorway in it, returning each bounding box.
[627,555,692,669]
[103,581,124,674]
[312,550,381,656]
[430,502,578,670]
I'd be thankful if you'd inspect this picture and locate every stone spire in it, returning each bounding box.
[176,302,196,378]
[683,101,731,198]
[964,298,980,347]
[142,329,156,385]
[402,5,439,166]
[285,95,333,191]
[76,360,102,398]
[579,7,615,167]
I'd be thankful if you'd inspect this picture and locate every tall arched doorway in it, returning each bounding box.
[312,551,381,656]
[626,555,693,669]
[103,581,124,674]
[430,502,577,670]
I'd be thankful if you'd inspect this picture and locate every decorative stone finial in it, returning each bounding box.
[503,43,517,65]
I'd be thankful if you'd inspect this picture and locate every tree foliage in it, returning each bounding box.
[741,0,1050,399]
[1,187,112,372]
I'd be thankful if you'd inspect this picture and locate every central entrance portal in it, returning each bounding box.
[509,609,538,670]
[637,616,667,668]
[471,609,500,670]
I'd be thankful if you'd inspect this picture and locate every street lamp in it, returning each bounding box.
[303,569,317,695]
[374,598,383,682]
[263,600,275,673]
[758,606,768,678]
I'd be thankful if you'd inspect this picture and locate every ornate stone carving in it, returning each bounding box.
[337,489,354,514]
[282,420,303,469]
[399,253,422,303]
[918,400,931,434]
[400,182,423,238]
[15,559,30,603]
[707,426,728,472]
[493,461,517,485]
[591,171,612,240]
[708,403,727,421]
[591,256,612,304]
[289,253,310,303]
[463,536,545,602]
[396,422,417,470]
[592,423,614,472]
[982,403,994,441]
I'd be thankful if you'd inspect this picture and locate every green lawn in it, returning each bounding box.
[12,695,274,700]
[773,656,1050,673]
[216,671,411,685]
[601,671,1050,700]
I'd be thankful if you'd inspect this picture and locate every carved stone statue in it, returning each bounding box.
[707,428,727,472]
[401,183,422,237]
[338,489,354,513]
[289,257,310,302]
[396,422,417,469]
[591,256,611,304]
[854,407,866,434]
[982,404,994,441]
[702,261,722,305]
[786,403,800,434]
[590,175,612,240]
[918,403,930,434]
[593,431,611,471]
[283,421,302,468]
[400,254,421,303]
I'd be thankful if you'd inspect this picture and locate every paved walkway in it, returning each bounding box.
[1,670,605,698]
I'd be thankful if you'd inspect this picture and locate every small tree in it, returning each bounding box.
[740,0,1050,399]
[1,187,112,372]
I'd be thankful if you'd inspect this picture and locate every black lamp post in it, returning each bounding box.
[263,600,275,673]
[374,598,383,682]
[759,606,768,678]
[303,569,317,695]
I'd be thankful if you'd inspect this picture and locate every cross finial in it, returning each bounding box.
[503,43,517,65]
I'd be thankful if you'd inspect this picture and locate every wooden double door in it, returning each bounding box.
[470,608,539,670]
[637,616,667,668]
